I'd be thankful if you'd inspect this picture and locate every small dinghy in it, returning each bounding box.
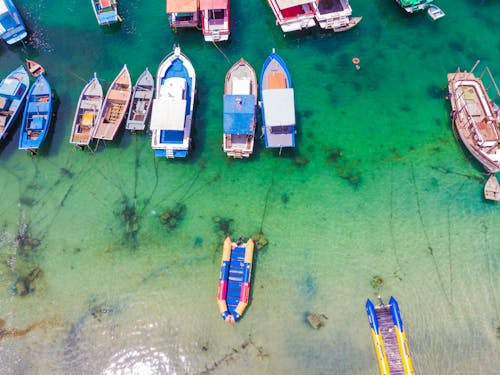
[26,59,45,77]
[484,174,500,201]
[428,4,445,20]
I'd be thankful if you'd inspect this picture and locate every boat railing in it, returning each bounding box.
[479,67,500,102]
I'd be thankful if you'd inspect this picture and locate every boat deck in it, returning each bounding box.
[375,306,405,375]
[226,246,246,315]
[317,0,347,13]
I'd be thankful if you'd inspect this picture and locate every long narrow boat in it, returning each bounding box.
[18,74,53,154]
[366,297,415,375]
[217,237,254,323]
[166,0,200,30]
[394,0,433,13]
[0,0,27,44]
[69,73,103,147]
[93,65,132,141]
[200,0,230,42]
[150,46,196,158]
[447,64,500,173]
[313,0,362,32]
[0,66,29,140]
[267,0,316,33]
[26,59,45,77]
[259,49,296,149]
[91,0,120,25]
[126,68,154,132]
[223,58,257,158]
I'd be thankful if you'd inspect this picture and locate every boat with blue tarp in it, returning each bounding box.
[91,0,120,26]
[0,65,29,140]
[260,49,296,150]
[150,45,196,158]
[366,296,415,375]
[217,236,254,323]
[18,74,53,154]
[223,58,257,158]
[0,0,27,44]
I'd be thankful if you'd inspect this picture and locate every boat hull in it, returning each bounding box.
[91,0,119,25]
[18,74,53,152]
[126,68,154,131]
[223,58,257,158]
[151,46,196,158]
[267,0,316,32]
[447,71,500,173]
[93,65,132,141]
[0,0,27,44]
[217,237,254,323]
[0,66,29,140]
[70,74,103,146]
[259,51,296,149]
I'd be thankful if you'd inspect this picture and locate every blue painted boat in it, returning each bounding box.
[91,0,120,26]
[150,45,196,158]
[0,65,29,140]
[259,49,296,149]
[0,0,27,44]
[18,74,53,154]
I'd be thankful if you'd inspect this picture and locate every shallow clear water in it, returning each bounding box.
[0,1,498,374]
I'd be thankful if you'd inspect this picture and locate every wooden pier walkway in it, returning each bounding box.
[376,306,405,375]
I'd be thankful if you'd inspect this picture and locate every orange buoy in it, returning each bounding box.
[352,57,361,70]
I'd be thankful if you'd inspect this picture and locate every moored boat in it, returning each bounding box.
[126,68,154,132]
[394,0,433,13]
[217,236,254,323]
[484,174,500,201]
[267,0,316,33]
[69,73,103,147]
[93,65,132,141]
[18,74,53,154]
[0,65,29,140]
[223,58,257,158]
[91,0,120,25]
[313,0,362,32]
[150,45,196,158]
[200,0,230,42]
[26,59,45,77]
[427,4,445,20]
[447,63,500,173]
[166,0,200,29]
[0,0,27,44]
[366,297,415,375]
[259,49,296,149]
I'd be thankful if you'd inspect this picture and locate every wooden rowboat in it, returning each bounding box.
[69,73,103,147]
[26,59,45,77]
[484,174,500,201]
[126,68,154,132]
[93,65,132,141]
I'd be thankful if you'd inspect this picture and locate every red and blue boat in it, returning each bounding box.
[217,237,254,323]
[366,296,415,375]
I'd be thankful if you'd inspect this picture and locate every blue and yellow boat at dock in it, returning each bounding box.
[366,296,415,375]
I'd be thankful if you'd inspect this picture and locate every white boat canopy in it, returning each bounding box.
[276,0,313,9]
[166,0,198,14]
[262,88,295,126]
[150,98,187,131]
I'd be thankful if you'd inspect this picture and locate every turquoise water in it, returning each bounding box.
[0,1,498,374]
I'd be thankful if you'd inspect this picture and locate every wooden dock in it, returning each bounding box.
[375,306,405,375]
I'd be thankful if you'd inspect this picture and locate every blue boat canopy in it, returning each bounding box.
[223,94,254,135]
